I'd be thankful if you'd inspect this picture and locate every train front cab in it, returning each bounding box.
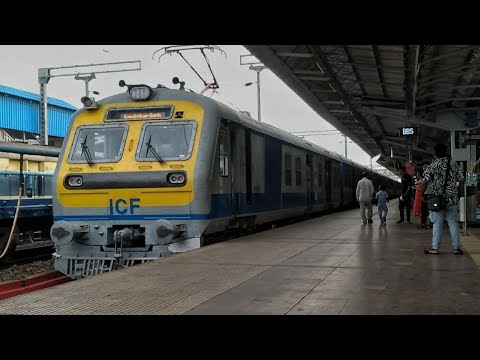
[50,89,213,278]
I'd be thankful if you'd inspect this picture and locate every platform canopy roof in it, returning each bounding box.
[244,45,480,172]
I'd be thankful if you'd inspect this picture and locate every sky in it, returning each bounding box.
[0,45,387,172]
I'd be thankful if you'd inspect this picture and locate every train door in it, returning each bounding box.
[325,159,332,203]
[218,123,233,216]
[306,154,313,211]
[351,166,356,201]
[339,162,344,206]
[229,126,239,216]
[244,129,252,208]
[318,157,324,205]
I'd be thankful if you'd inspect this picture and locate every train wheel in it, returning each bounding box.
[0,226,17,263]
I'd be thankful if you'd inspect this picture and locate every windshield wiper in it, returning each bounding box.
[145,135,166,164]
[80,135,94,166]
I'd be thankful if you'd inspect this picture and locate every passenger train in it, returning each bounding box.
[50,81,401,278]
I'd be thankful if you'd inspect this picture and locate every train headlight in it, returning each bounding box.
[66,175,83,187]
[80,96,99,110]
[167,173,186,185]
[129,86,152,101]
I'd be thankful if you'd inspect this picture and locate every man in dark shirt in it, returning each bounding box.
[397,165,413,223]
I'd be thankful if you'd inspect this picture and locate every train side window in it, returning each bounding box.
[295,157,302,186]
[285,153,292,186]
[220,144,229,177]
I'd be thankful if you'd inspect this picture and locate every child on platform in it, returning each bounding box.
[376,185,389,223]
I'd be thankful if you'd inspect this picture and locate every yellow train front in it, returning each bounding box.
[50,83,217,278]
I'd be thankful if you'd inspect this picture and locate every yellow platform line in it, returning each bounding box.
[461,230,480,267]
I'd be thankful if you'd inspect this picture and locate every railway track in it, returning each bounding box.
[0,240,59,297]
[0,241,54,271]
[0,237,69,300]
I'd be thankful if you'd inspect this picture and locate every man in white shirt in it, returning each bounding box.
[356,171,375,224]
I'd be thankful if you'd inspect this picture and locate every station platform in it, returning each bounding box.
[1,199,480,315]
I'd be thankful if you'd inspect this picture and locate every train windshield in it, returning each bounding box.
[69,125,127,164]
[137,122,197,161]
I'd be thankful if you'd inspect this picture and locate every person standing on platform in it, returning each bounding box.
[420,143,465,255]
[397,166,413,224]
[356,171,375,225]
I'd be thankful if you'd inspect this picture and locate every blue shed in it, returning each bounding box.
[0,84,77,138]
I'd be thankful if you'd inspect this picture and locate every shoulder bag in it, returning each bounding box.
[427,158,450,211]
